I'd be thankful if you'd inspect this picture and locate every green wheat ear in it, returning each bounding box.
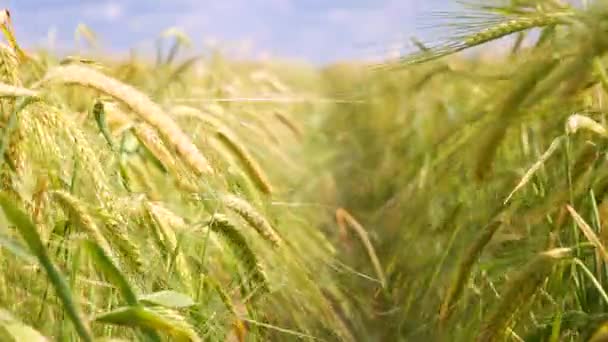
[387,10,572,68]
[206,214,270,299]
[94,305,201,342]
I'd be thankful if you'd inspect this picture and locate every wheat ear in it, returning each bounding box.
[335,208,385,288]
[35,64,214,175]
[170,105,273,195]
[223,194,282,247]
[50,190,115,261]
[207,214,269,297]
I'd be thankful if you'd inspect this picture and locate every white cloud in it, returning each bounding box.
[82,1,124,22]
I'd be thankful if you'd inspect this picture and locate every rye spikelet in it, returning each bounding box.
[222,194,281,247]
[35,64,214,175]
[21,103,113,200]
[476,248,571,342]
[207,214,269,297]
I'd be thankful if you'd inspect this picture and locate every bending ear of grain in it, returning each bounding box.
[36,64,214,175]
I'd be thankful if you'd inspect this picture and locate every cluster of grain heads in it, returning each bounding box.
[476,248,571,342]
[0,9,28,63]
[95,207,145,274]
[170,105,274,195]
[86,238,203,341]
[0,97,39,180]
[34,64,214,175]
[0,12,33,199]
[50,190,116,263]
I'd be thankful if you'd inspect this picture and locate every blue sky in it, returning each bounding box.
[5,0,462,63]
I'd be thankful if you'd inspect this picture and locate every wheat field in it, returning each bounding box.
[3,1,608,341]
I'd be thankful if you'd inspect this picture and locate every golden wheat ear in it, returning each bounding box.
[35,64,215,175]
[223,194,282,247]
[0,9,28,63]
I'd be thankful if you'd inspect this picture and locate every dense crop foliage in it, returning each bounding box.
[5,0,608,341]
